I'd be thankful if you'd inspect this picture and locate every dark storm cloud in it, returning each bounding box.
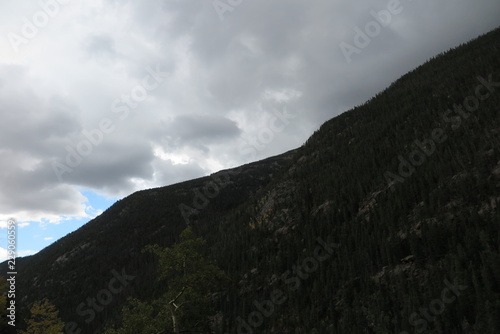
[0,0,498,223]
[57,140,157,192]
[166,114,241,145]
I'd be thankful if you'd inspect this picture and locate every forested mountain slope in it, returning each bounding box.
[1,151,297,333]
[207,27,500,334]
[2,27,500,334]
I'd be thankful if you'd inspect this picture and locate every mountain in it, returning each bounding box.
[2,27,500,333]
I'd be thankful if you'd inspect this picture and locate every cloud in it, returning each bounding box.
[0,248,6,262]
[18,250,37,258]
[163,114,241,151]
[0,248,36,262]
[85,34,117,58]
[0,0,498,226]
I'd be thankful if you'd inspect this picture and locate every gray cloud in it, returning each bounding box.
[85,34,116,58]
[164,114,241,148]
[0,0,498,223]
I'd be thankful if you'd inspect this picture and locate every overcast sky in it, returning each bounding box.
[0,0,499,260]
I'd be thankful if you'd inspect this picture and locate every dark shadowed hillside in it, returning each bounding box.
[2,27,500,333]
[1,150,297,333]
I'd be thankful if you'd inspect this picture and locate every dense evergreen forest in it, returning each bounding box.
[1,27,500,333]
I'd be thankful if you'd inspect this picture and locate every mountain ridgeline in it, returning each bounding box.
[3,27,500,333]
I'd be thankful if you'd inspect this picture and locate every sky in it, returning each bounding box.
[0,0,499,261]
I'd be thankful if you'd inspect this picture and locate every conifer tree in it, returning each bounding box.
[107,227,228,334]
[20,299,64,334]
[144,227,228,333]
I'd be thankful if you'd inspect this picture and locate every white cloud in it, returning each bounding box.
[17,250,37,258]
[0,0,498,230]
[0,248,36,262]
[0,248,7,262]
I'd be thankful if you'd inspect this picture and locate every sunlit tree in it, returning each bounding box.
[20,299,64,334]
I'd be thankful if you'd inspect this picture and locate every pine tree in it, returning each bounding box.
[108,227,228,334]
[104,298,167,334]
[20,299,64,334]
[144,227,228,333]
